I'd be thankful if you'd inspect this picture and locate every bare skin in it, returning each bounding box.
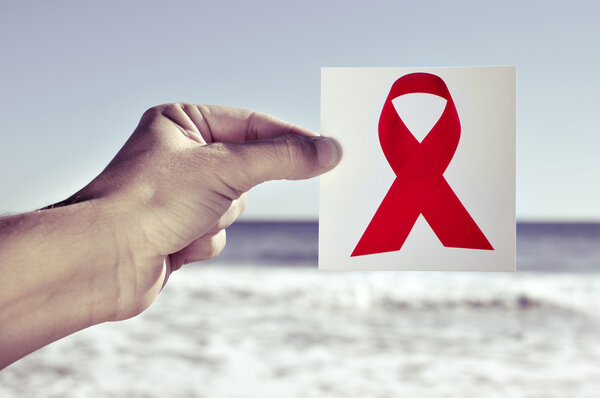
[0,104,341,368]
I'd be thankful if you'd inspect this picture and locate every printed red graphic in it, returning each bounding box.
[351,73,493,257]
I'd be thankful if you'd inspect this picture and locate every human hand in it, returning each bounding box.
[64,104,341,321]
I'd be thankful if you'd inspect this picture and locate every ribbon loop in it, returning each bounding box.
[351,73,493,257]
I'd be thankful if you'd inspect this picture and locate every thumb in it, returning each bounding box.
[219,133,342,191]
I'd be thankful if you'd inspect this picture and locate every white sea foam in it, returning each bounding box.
[2,265,600,397]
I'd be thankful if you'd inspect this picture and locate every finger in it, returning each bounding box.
[207,193,247,233]
[212,133,342,193]
[162,103,202,137]
[169,229,227,271]
[165,194,245,273]
[195,105,318,143]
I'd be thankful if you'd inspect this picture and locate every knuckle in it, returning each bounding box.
[276,134,301,162]
[140,104,174,126]
[163,102,183,112]
[205,141,231,156]
[180,102,196,116]
[220,180,245,202]
[245,111,259,142]
[141,105,162,121]
[201,234,226,260]
[204,143,251,197]
[276,134,315,167]
[142,103,183,119]
[245,110,274,142]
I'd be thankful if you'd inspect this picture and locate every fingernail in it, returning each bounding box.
[313,137,341,168]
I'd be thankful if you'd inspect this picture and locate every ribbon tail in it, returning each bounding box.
[351,180,420,256]
[421,178,493,250]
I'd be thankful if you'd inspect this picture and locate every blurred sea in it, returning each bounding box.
[1,222,600,398]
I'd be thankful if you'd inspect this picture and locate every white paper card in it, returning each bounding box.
[319,66,515,271]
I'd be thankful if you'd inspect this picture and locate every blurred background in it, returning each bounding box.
[1,1,599,397]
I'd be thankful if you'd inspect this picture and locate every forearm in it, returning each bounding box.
[0,200,120,368]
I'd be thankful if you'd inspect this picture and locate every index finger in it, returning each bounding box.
[186,104,318,144]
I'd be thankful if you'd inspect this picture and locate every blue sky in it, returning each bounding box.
[1,0,598,221]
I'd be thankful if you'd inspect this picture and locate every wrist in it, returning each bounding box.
[41,198,124,325]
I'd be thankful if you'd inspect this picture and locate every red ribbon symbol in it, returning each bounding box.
[351,73,493,257]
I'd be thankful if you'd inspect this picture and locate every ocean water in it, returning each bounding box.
[1,222,600,397]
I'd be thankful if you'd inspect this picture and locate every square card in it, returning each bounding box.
[319,66,515,271]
